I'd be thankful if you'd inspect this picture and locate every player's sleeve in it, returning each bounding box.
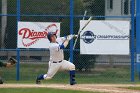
[61,37,67,42]
[61,35,76,42]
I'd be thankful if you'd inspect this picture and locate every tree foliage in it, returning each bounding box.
[83,0,105,16]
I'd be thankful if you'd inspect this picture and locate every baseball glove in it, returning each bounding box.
[8,57,17,65]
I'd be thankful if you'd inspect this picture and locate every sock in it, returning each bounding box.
[37,74,44,80]
[70,70,76,84]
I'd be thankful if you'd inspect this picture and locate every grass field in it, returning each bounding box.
[1,84,140,93]
[0,63,138,84]
[0,88,102,93]
[123,86,140,90]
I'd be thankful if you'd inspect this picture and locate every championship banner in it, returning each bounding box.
[80,20,130,55]
[18,22,60,48]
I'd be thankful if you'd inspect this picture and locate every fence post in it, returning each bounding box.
[70,0,74,62]
[16,0,20,81]
[136,0,140,80]
[69,0,74,84]
[131,0,135,82]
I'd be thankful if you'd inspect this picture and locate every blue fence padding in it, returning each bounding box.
[130,0,135,82]
[16,0,21,81]
[70,0,74,62]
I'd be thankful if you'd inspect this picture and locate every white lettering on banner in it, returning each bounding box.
[18,22,60,48]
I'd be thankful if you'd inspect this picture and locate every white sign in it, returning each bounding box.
[80,20,130,55]
[18,22,60,48]
[137,54,140,63]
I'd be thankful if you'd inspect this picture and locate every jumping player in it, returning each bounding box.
[36,32,77,85]
[0,57,17,84]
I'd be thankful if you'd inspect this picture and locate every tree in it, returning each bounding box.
[82,0,105,16]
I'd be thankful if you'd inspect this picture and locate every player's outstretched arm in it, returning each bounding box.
[0,57,17,68]
[66,34,78,40]
[7,57,17,67]
[59,34,78,49]
[61,34,78,42]
[61,39,69,49]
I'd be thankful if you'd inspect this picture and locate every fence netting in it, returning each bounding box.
[0,0,137,84]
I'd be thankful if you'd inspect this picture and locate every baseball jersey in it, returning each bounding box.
[49,37,66,62]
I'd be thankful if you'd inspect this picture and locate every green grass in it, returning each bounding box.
[0,88,102,93]
[122,87,140,90]
[0,63,135,84]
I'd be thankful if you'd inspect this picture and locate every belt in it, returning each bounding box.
[52,60,62,63]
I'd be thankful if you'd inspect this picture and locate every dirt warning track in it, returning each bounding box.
[0,84,140,93]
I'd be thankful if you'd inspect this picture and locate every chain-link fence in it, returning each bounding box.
[0,0,137,84]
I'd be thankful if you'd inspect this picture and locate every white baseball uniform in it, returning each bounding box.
[43,37,75,80]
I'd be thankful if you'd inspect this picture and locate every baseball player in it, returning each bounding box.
[36,32,77,85]
[0,57,17,84]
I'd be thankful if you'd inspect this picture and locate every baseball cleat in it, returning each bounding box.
[0,77,3,84]
[70,81,77,85]
[0,81,3,84]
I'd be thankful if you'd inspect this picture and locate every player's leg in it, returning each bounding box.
[0,58,16,84]
[0,76,3,84]
[60,60,76,85]
[0,58,17,68]
[0,61,5,84]
[36,61,61,84]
